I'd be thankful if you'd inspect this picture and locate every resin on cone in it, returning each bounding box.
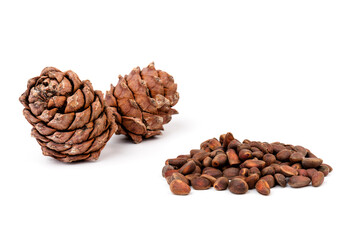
[105,62,179,143]
[19,67,117,162]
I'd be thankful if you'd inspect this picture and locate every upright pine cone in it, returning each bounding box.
[105,62,179,143]
[19,67,117,162]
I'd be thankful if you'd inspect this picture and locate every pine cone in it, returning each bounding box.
[105,62,179,143]
[19,67,117,162]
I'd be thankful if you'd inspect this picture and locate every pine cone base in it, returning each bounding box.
[20,67,117,162]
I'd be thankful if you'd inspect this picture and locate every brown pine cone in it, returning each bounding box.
[19,67,117,162]
[105,62,179,143]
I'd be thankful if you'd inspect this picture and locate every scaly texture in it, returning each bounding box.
[105,62,179,143]
[19,67,117,162]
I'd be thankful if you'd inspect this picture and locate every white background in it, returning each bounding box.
[1,1,359,239]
